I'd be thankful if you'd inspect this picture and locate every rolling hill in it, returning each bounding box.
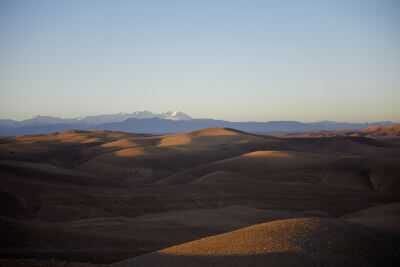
[113,217,400,267]
[0,126,399,265]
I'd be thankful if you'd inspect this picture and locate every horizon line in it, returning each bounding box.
[0,112,397,125]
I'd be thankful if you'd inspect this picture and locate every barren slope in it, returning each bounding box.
[342,202,400,232]
[0,128,399,264]
[114,218,400,267]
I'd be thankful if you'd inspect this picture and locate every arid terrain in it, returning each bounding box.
[1,126,400,266]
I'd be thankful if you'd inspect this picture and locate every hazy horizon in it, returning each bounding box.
[1,0,399,122]
[0,110,398,124]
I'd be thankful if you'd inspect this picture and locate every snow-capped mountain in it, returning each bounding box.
[77,111,191,125]
[19,115,76,126]
[1,111,395,137]
[3,111,192,127]
[157,111,192,121]
[77,113,143,125]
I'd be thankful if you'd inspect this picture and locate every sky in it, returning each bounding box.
[0,0,399,122]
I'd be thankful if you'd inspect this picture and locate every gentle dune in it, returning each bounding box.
[242,150,294,158]
[158,134,192,147]
[1,127,399,264]
[114,147,153,157]
[362,125,400,137]
[342,202,400,232]
[113,218,400,267]
[271,124,400,139]
[188,127,243,136]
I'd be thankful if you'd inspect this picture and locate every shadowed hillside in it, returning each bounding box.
[0,127,399,265]
[114,218,400,267]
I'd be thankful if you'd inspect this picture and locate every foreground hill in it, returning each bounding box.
[0,127,399,264]
[114,218,400,267]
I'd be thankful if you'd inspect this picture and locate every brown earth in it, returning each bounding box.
[269,124,400,139]
[113,218,400,267]
[0,127,399,265]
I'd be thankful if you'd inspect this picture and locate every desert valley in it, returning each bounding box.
[2,1,399,266]
[0,125,399,266]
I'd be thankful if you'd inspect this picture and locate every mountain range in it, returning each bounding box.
[0,111,395,136]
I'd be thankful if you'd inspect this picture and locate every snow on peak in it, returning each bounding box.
[158,111,192,121]
[17,111,192,126]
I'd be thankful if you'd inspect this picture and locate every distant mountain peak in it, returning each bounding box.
[0,112,397,137]
[26,115,67,125]
[12,111,192,127]
[159,111,192,121]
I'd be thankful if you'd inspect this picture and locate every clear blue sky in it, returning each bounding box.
[0,0,399,122]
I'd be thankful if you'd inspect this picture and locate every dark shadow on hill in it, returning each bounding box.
[114,250,400,267]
